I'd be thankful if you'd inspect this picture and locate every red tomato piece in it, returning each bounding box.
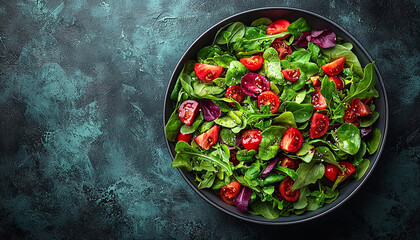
[328,76,344,90]
[324,164,339,182]
[270,38,292,60]
[241,129,262,151]
[177,133,192,143]
[344,107,357,123]
[281,68,300,81]
[220,180,241,205]
[310,76,321,88]
[194,63,223,81]
[322,56,345,76]
[351,98,371,117]
[280,156,299,171]
[310,113,330,138]
[279,177,300,202]
[257,91,280,114]
[311,88,327,110]
[178,100,199,125]
[226,86,245,106]
[266,19,291,39]
[194,125,219,150]
[229,149,239,166]
[240,55,264,71]
[281,127,303,153]
[362,97,375,104]
[338,161,356,182]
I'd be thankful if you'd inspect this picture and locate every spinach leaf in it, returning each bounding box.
[197,172,216,189]
[225,60,249,86]
[291,49,311,63]
[164,107,183,142]
[258,126,287,160]
[214,111,242,128]
[171,153,192,171]
[293,186,310,210]
[344,63,378,102]
[321,44,363,77]
[283,102,313,123]
[249,199,281,219]
[320,75,334,102]
[263,47,283,84]
[245,162,261,180]
[308,42,320,61]
[360,111,379,127]
[287,17,311,38]
[296,142,315,163]
[292,162,325,190]
[170,60,195,101]
[220,128,237,146]
[352,141,366,167]
[213,54,237,68]
[295,89,306,104]
[272,111,297,128]
[354,158,370,181]
[263,173,286,185]
[215,22,245,45]
[193,81,225,97]
[274,166,298,180]
[180,112,203,134]
[197,45,223,63]
[251,17,272,26]
[334,123,361,155]
[366,128,381,154]
[236,149,257,162]
[313,146,342,169]
[179,73,196,97]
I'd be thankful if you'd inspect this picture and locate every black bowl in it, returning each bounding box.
[163,7,388,225]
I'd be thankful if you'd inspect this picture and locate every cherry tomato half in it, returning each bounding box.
[240,55,264,71]
[226,86,245,106]
[241,129,262,151]
[344,107,357,123]
[257,91,280,114]
[194,125,219,150]
[178,100,199,125]
[177,133,192,143]
[324,164,339,182]
[328,76,344,90]
[311,88,327,110]
[322,56,345,76]
[220,180,241,205]
[229,149,239,166]
[310,113,330,138]
[281,68,300,81]
[310,76,321,88]
[194,63,223,81]
[280,156,299,171]
[266,19,291,39]
[351,98,371,117]
[270,38,292,60]
[279,177,300,202]
[281,127,303,153]
[338,161,356,182]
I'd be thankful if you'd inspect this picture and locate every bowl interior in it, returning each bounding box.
[164,7,388,224]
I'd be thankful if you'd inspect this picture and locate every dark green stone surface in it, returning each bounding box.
[0,0,419,239]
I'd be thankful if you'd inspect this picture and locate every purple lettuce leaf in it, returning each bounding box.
[240,73,270,98]
[295,31,311,48]
[200,99,221,121]
[360,125,373,137]
[235,187,252,212]
[306,29,336,48]
[260,158,280,177]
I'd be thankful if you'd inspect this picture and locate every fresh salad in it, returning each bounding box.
[165,17,381,218]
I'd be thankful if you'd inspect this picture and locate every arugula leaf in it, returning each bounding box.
[258,126,287,160]
[197,45,223,63]
[171,153,193,171]
[344,62,378,102]
[287,17,311,38]
[170,60,195,101]
[164,107,183,142]
[197,172,216,189]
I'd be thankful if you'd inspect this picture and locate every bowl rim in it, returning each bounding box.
[163,6,389,225]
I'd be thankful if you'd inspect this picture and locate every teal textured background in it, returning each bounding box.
[0,0,419,239]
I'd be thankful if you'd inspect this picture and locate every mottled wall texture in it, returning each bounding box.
[0,0,419,239]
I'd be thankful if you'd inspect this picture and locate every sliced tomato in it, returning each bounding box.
[279,177,300,202]
[229,149,239,166]
[178,100,199,125]
[328,76,344,90]
[344,107,357,123]
[324,164,339,182]
[241,129,262,151]
[311,88,327,110]
[362,97,375,104]
[270,38,292,60]
[351,98,371,117]
[338,161,356,182]
[220,180,241,205]
[266,19,291,39]
[281,127,303,153]
[177,133,192,143]
[194,125,219,150]
[240,55,264,71]
[310,76,321,88]
[257,91,280,114]
[280,156,299,171]
[310,113,330,138]
[226,86,245,106]
[281,68,300,81]
[322,56,345,76]
[194,63,223,81]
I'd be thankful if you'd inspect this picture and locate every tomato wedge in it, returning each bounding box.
[281,127,303,153]
[226,86,245,106]
[324,164,339,182]
[311,88,327,110]
[338,161,356,182]
[270,38,292,60]
[229,149,239,166]
[257,91,280,114]
[279,177,300,202]
[266,19,291,39]
[194,125,219,150]
[194,63,223,81]
[322,56,345,76]
[280,156,299,171]
[281,68,300,81]
[220,180,241,205]
[310,113,330,138]
[177,133,192,143]
[328,76,344,90]
[240,55,264,71]
[310,76,321,88]
[344,107,357,123]
[351,98,371,117]
[178,100,199,125]
[241,129,262,151]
